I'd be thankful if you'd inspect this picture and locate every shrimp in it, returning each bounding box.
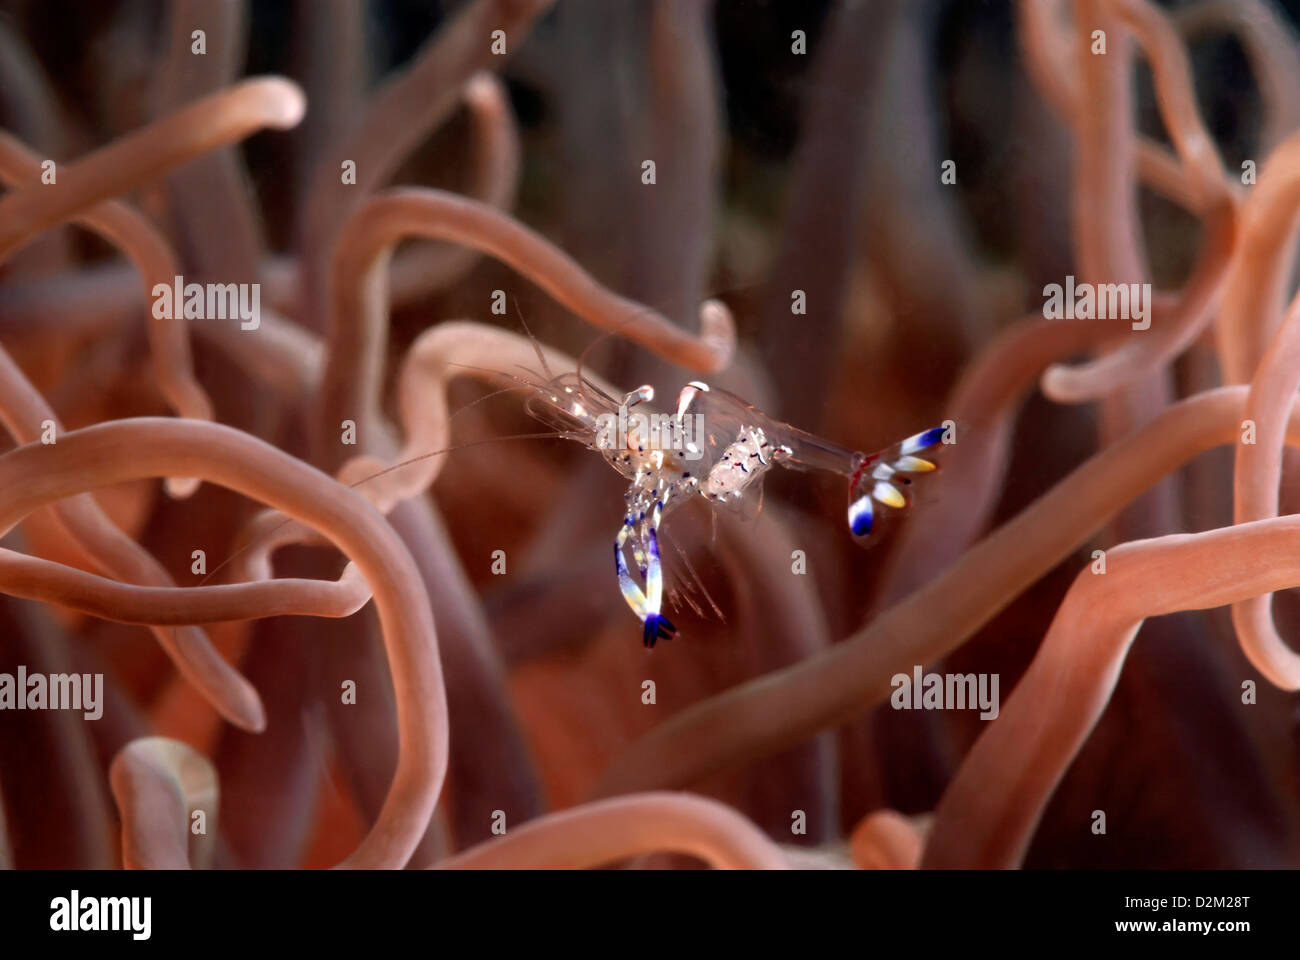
[205,327,952,649]
[511,356,954,647]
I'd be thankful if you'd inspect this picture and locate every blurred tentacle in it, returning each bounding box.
[1073,0,1177,540]
[0,77,305,262]
[212,609,322,868]
[756,0,891,427]
[0,595,117,868]
[1218,128,1300,384]
[712,511,838,844]
[629,0,720,334]
[1232,286,1300,688]
[298,0,555,332]
[1175,0,1300,152]
[1042,0,1237,401]
[109,736,219,869]
[388,495,544,849]
[861,0,993,375]
[153,0,264,282]
[0,132,214,430]
[386,73,524,301]
[289,0,365,236]
[431,793,787,869]
[0,342,261,731]
[849,809,928,869]
[0,22,75,277]
[589,387,1292,796]
[0,418,447,869]
[317,189,734,472]
[924,517,1300,868]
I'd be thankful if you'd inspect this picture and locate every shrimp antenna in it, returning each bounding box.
[441,360,597,417]
[573,313,644,407]
[199,361,582,588]
[198,430,570,588]
[512,297,556,384]
[444,359,551,390]
[344,431,571,488]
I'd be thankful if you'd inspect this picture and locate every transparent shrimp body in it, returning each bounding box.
[522,372,615,447]
[523,371,949,645]
[674,381,797,518]
[522,372,696,645]
[674,381,951,545]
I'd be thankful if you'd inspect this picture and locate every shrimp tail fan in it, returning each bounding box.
[847,423,953,546]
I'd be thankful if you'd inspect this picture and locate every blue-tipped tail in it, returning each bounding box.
[900,425,948,456]
[847,423,951,544]
[848,494,874,537]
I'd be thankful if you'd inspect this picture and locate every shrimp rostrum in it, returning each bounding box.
[517,359,954,648]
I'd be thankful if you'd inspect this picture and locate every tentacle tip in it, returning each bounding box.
[1039,362,1096,405]
[463,71,504,106]
[251,76,308,129]
[165,476,202,499]
[698,299,737,369]
[226,690,267,734]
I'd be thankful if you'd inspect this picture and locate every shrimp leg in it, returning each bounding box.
[613,497,676,647]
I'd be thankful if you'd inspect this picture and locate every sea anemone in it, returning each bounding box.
[1,0,1298,871]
